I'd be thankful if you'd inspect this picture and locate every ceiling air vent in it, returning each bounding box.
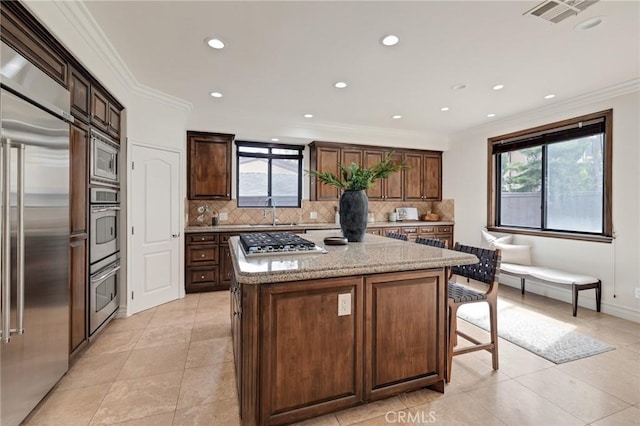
[524,0,599,23]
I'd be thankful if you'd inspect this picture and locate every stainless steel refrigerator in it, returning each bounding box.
[1,41,72,426]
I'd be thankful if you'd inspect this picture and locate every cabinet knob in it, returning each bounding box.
[201,275,205,279]
[201,237,205,241]
[201,254,205,258]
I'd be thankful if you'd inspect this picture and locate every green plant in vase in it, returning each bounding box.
[307,152,408,241]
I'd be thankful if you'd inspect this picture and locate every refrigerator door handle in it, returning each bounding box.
[1,138,11,343]
[15,143,25,334]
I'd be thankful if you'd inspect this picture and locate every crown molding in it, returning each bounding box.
[53,1,193,113]
[452,79,640,139]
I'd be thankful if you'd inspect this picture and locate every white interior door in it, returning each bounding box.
[130,144,181,314]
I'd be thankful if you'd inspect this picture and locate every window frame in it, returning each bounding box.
[235,140,304,208]
[486,109,613,243]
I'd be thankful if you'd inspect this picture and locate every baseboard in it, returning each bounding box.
[499,276,640,323]
[115,304,128,319]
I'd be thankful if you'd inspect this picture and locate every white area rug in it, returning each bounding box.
[457,300,615,364]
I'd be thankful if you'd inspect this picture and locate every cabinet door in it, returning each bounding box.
[70,237,87,353]
[364,150,384,200]
[384,151,404,200]
[220,245,234,285]
[423,154,442,200]
[365,270,445,399]
[313,146,340,200]
[260,277,363,424]
[187,132,233,199]
[341,148,363,170]
[70,123,88,235]
[90,86,109,132]
[69,66,91,123]
[107,104,121,140]
[403,153,423,200]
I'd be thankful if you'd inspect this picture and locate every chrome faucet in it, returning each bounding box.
[263,197,278,226]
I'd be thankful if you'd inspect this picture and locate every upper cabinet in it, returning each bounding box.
[309,142,441,201]
[69,66,91,124]
[91,85,122,139]
[403,152,442,201]
[309,142,341,201]
[187,131,233,200]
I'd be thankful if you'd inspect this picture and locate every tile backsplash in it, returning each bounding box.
[187,198,454,226]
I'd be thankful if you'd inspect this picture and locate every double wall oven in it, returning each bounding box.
[89,130,120,335]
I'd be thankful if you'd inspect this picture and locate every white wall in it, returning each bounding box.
[444,90,640,322]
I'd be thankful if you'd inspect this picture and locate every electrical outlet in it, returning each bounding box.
[219,212,228,221]
[635,288,640,299]
[310,211,318,219]
[338,293,351,316]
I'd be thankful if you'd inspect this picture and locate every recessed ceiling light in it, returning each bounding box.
[492,84,504,91]
[440,107,449,112]
[334,81,348,89]
[303,113,314,118]
[271,138,279,142]
[206,38,225,49]
[380,34,400,46]
[451,83,467,90]
[544,94,556,99]
[487,113,496,118]
[210,91,223,98]
[392,115,402,119]
[575,17,604,31]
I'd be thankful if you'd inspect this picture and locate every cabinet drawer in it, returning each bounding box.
[418,226,436,234]
[188,233,218,244]
[220,233,238,244]
[366,228,382,236]
[402,227,418,234]
[187,246,218,265]
[436,226,452,233]
[187,267,217,283]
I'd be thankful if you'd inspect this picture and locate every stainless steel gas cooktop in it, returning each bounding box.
[239,232,320,256]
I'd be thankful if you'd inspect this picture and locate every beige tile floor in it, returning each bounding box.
[24,286,640,426]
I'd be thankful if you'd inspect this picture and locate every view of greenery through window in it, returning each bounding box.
[499,134,604,233]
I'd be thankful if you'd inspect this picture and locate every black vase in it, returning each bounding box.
[339,190,368,242]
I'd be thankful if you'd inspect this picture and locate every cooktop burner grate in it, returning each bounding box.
[239,232,317,255]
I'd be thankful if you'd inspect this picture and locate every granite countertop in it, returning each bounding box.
[229,231,476,284]
[185,220,454,233]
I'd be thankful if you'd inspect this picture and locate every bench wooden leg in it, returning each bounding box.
[572,284,579,317]
[596,280,602,312]
[520,277,526,295]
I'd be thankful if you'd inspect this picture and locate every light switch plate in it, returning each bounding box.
[219,212,228,221]
[310,211,318,219]
[338,293,351,316]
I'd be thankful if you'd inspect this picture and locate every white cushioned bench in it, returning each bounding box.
[481,231,601,317]
[500,263,601,317]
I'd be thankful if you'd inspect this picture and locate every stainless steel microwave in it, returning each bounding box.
[90,130,119,186]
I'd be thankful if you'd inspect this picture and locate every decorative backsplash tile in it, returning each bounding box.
[188,198,454,226]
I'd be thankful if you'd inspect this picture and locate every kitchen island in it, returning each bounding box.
[229,232,477,426]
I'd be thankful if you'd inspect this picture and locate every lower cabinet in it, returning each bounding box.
[185,233,221,292]
[69,236,87,354]
[379,224,454,247]
[234,270,446,425]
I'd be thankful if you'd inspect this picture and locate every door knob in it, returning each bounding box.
[172,233,180,238]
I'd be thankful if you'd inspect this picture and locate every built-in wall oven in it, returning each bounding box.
[89,187,120,334]
[90,187,120,264]
[90,130,119,187]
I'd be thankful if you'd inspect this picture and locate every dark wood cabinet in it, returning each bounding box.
[365,270,445,399]
[70,123,88,235]
[418,225,454,249]
[0,3,67,86]
[310,142,440,202]
[185,233,230,292]
[69,237,87,354]
[69,66,91,123]
[187,131,233,200]
[404,152,442,201]
[364,150,403,200]
[90,86,121,139]
[309,143,341,201]
[259,277,364,424]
